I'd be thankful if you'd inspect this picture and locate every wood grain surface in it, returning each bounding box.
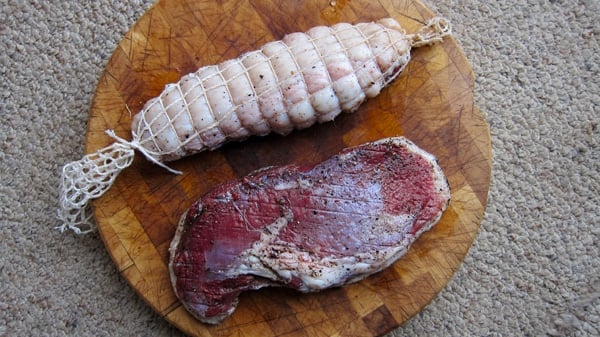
[87,0,492,336]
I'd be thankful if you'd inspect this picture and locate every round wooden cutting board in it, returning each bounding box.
[87,0,492,336]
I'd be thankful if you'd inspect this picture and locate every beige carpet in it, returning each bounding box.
[1,0,598,336]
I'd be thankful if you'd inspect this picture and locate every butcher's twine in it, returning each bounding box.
[56,17,451,235]
[410,17,452,47]
[56,130,181,234]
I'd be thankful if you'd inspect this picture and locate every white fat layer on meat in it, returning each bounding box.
[229,209,421,292]
[273,178,312,191]
[229,212,293,280]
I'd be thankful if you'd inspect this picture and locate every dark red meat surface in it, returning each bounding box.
[169,137,450,324]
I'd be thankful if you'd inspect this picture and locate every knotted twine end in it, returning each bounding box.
[410,17,452,48]
[56,129,181,235]
[106,130,182,175]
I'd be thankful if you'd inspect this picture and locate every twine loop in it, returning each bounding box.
[410,17,452,48]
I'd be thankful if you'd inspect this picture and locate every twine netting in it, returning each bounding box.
[57,17,451,234]
[57,141,135,234]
